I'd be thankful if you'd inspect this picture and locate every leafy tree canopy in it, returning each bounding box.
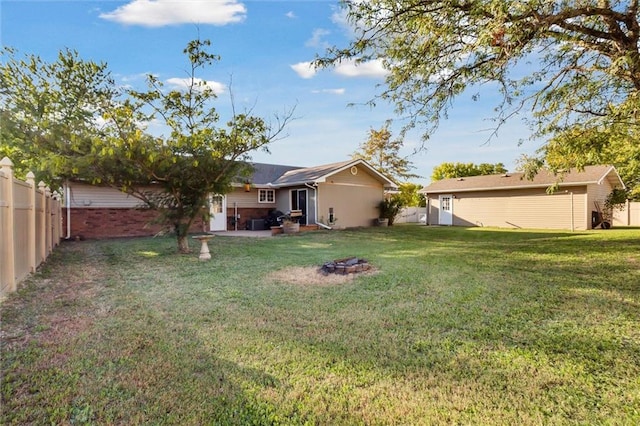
[1,47,116,183]
[396,182,426,207]
[1,39,294,252]
[431,162,508,181]
[352,122,419,182]
[317,1,640,168]
[535,125,640,199]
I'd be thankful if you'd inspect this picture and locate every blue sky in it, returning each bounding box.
[1,0,543,184]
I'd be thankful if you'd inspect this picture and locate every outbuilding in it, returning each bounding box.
[420,165,625,230]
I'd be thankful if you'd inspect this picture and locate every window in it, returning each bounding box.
[442,196,451,211]
[290,189,308,225]
[258,189,275,203]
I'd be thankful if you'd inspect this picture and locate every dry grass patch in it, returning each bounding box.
[266,265,378,286]
[1,243,106,353]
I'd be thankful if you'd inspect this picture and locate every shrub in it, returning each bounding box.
[378,196,404,226]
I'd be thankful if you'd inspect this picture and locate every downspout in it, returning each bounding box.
[305,183,332,230]
[65,181,71,239]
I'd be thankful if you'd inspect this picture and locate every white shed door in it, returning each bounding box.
[439,195,453,225]
[209,195,227,231]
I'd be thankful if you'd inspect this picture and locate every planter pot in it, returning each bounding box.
[377,218,389,227]
[282,222,300,234]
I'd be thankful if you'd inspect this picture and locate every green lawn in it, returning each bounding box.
[2,225,639,425]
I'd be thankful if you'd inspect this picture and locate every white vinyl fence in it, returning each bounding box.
[395,207,427,224]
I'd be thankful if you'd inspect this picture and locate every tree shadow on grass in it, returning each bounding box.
[1,242,293,426]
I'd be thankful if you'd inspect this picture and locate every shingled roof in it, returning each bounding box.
[245,163,301,185]
[244,159,396,188]
[421,165,624,194]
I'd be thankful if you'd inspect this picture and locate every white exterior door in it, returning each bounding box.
[209,195,227,231]
[439,195,453,225]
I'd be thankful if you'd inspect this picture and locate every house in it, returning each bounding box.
[420,165,625,230]
[62,159,396,239]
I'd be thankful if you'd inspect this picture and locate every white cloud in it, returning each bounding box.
[330,5,350,30]
[166,77,226,95]
[305,28,330,48]
[334,58,388,78]
[285,11,296,19]
[118,72,153,84]
[312,88,345,95]
[290,61,317,79]
[100,0,246,27]
[291,58,387,80]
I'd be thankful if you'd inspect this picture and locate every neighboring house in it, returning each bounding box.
[420,165,625,230]
[62,159,396,239]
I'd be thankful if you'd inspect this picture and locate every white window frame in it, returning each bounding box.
[258,189,275,204]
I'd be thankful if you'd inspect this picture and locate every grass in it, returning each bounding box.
[1,225,639,425]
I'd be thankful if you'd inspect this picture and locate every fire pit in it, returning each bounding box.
[320,257,371,275]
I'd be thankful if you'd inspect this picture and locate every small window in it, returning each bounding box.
[258,189,275,203]
[442,196,451,211]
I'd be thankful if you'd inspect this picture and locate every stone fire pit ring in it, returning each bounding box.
[320,257,371,276]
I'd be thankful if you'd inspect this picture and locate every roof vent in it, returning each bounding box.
[502,173,511,177]
[457,178,464,181]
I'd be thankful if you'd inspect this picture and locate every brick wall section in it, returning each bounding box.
[64,208,207,239]
[226,207,275,230]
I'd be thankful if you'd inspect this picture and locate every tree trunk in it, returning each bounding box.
[177,234,191,254]
[175,222,191,254]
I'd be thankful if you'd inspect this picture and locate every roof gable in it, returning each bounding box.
[421,165,624,194]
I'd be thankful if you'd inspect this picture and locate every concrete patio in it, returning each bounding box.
[209,230,273,238]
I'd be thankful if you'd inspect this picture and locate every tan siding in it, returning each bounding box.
[227,188,272,209]
[430,186,589,230]
[327,167,382,186]
[317,168,383,228]
[68,183,149,208]
[587,180,614,212]
[507,192,572,230]
[427,197,441,225]
[318,183,381,228]
[586,180,617,228]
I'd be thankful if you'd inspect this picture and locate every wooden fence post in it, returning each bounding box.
[1,157,16,292]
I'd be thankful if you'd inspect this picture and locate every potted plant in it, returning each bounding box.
[280,210,301,234]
